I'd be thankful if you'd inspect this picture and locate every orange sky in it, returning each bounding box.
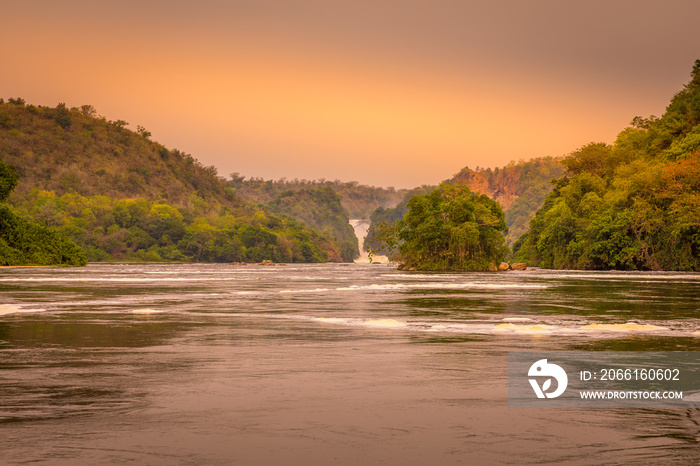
[2,1,699,188]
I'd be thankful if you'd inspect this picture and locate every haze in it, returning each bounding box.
[3,0,698,188]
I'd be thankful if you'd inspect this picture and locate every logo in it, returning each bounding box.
[528,359,568,399]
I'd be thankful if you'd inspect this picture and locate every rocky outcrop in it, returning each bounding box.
[488,262,528,271]
[450,168,522,210]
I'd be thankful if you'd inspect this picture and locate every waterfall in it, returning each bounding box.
[349,219,387,263]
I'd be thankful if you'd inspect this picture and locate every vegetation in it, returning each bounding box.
[0,100,349,263]
[0,160,87,266]
[229,175,408,219]
[5,59,698,270]
[0,99,237,204]
[364,185,436,255]
[228,175,412,261]
[365,158,564,255]
[514,60,700,270]
[367,184,508,271]
[447,158,565,245]
[11,190,335,263]
[267,187,359,261]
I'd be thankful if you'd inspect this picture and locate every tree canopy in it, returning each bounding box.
[0,160,87,266]
[513,60,700,270]
[0,100,352,263]
[368,183,508,271]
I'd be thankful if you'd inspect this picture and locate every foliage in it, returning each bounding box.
[0,160,86,266]
[0,160,19,202]
[0,100,234,205]
[515,60,700,270]
[54,102,71,129]
[367,184,508,271]
[448,157,565,245]
[365,157,564,255]
[0,100,346,264]
[229,176,411,262]
[12,190,333,264]
[229,175,408,219]
[268,187,358,261]
[364,185,436,254]
[137,125,151,139]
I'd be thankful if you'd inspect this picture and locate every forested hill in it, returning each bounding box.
[515,60,700,270]
[266,187,360,262]
[446,158,565,245]
[0,99,348,263]
[0,100,237,206]
[365,158,564,250]
[448,158,564,210]
[229,176,408,219]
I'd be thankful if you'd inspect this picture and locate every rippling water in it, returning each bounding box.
[1,263,699,464]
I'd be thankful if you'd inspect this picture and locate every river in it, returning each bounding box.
[1,263,699,464]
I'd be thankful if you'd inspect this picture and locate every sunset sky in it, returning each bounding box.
[3,0,699,188]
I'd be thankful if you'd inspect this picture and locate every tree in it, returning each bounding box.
[55,102,71,129]
[0,161,86,266]
[368,183,508,271]
[0,160,19,202]
[515,59,700,271]
[80,105,97,117]
[137,125,151,139]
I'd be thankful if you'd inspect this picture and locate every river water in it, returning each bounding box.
[1,263,699,465]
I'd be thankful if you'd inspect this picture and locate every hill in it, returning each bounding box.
[0,101,237,206]
[514,60,700,270]
[266,187,359,261]
[365,157,564,252]
[0,99,348,263]
[229,176,408,219]
[447,157,565,245]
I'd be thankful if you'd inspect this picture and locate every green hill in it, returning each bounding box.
[0,99,346,263]
[0,101,236,205]
[267,187,359,262]
[228,175,409,261]
[514,60,700,270]
[229,176,408,219]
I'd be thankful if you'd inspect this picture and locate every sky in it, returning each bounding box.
[2,1,699,188]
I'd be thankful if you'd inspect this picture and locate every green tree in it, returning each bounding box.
[0,161,86,266]
[516,60,700,271]
[369,183,508,271]
[0,160,19,201]
[55,102,72,129]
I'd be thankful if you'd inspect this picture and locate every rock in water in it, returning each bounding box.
[511,263,527,270]
[498,262,510,271]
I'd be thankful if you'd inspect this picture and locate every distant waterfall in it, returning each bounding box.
[349,219,387,263]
